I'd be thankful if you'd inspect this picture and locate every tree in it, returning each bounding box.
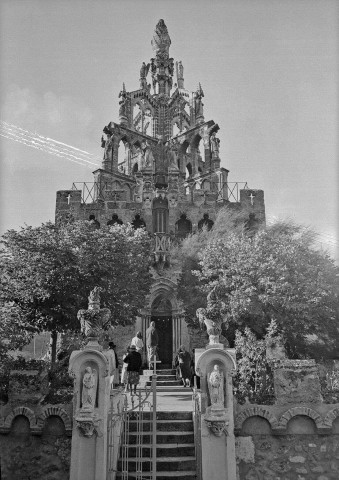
[0,221,152,362]
[176,208,339,358]
[195,218,339,358]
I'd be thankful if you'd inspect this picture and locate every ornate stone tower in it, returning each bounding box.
[56,19,265,365]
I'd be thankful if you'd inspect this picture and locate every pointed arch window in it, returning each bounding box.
[152,197,169,234]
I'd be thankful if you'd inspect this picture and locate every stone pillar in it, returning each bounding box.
[69,287,115,480]
[195,347,237,480]
[68,343,111,480]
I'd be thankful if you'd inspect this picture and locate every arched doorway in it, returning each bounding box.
[151,295,172,367]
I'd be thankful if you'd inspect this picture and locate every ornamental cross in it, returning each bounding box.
[67,193,72,205]
[249,193,255,205]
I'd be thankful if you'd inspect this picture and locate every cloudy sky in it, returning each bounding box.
[0,0,338,258]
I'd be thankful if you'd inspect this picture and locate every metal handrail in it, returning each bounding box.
[193,386,202,480]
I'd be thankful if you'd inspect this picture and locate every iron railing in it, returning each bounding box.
[107,362,158,480]
[71,180,248,204]
[192,386,202,480]
[226,182,248,202]
[72,182,126,204]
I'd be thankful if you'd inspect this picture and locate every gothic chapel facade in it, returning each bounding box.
[55,20,265,366]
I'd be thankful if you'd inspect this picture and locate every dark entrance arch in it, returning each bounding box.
[151,295,172,367]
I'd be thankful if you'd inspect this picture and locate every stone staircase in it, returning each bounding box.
[116,367,197,479]
[145,368,185,392]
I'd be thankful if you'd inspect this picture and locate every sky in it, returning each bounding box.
[0,0,338,259]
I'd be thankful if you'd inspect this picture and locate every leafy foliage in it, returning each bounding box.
[177,208,339,358]
[0,221,152,359]
[195,219,339,358]
[233,327,275,404]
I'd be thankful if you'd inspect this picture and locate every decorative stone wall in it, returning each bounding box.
[235,403,339,479]
[0,403,73,480]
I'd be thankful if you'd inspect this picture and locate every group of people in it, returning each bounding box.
[117,323,197,394]
[120,323,159,394]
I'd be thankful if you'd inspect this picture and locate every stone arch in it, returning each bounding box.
[235,407,279,430]
[148,279,178,314]
[278,406,323,429]
[4,406,36,430]
[179,139,190,156]
[323,407,339,428]
[37,406,72,434]
[185,162,192,178]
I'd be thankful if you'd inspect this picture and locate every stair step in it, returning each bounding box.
[116,472,197,480]
[127,431,194,444]
[118,457,196,472]
[156,368,176,375]
[133,411,192,420]
[122,443,195,458]
[154,375,177,381]
[128,420,193,432]
[146,381,183,387]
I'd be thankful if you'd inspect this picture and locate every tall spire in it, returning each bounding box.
[150,20,174,96]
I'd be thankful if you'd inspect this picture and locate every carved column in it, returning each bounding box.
[69,288,114,480]
[69,344,111,480]
[195,347,237,480]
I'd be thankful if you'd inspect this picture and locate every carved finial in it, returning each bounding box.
[78,287,112,342]
[151,19,171,56]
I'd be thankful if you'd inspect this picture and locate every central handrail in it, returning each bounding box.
[151,355,157,480]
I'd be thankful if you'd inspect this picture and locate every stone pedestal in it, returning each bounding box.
[196,347,237,480]
[68,341,111,480]
[272,359,322,405]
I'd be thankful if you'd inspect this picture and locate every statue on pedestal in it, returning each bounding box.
[208,365,224,408]
[210,132,220,158]
[81,366,97,412]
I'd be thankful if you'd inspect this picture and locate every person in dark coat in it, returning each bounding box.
[175,345,191,387]
[123,345,142,394]
[146,321,159,367]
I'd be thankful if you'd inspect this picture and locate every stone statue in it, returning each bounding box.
[210,132,220,157]
[145,143,155,168]
[208,365,224,407]
[119,84,128,118]
[81,366,97,412]
[151,19,171,56]
[165,140,179,169]
[140,62,150,89]
[194,83,204,118]
[102,131,113,162]
[140,62,149,78]
[89,286,102,304]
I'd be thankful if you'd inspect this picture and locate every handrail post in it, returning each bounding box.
[152,355,157,480]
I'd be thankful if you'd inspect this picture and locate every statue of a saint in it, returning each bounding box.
[210,132,220,157]
[81,366,97,411]
[208,365,224,407]
[194,83,204,118]
[102,131,113,162]
[140,62,149,89]
[142,141,155,168]
[119,84,128,117]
